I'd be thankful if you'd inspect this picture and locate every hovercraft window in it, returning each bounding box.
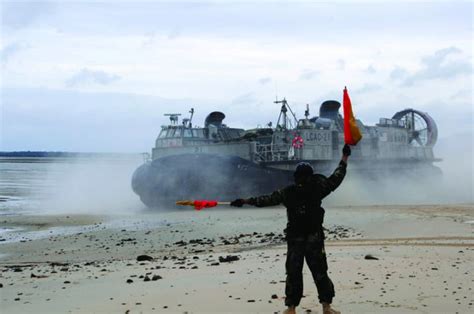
[158,130,167,138]
[174,128,182,137]
[192,129,205,138]
[184,129,192,137]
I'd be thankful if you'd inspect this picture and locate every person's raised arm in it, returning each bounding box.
[231,189,286,208]
[318,144,351,199]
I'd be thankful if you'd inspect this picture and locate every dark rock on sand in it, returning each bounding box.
[219,255,240,263]
[364,254,379,260]
[152,275,162,281]
[137,255,154,262]
[126,279,133,284]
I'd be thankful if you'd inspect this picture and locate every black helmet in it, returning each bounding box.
[294,162,314,179]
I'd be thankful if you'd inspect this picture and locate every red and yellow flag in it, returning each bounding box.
[343,87,362,145]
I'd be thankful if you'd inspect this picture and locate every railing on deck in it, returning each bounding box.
[142,152,151,163]
[254,143,293,162]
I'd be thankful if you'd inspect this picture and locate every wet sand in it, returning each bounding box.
[1,204,473,313]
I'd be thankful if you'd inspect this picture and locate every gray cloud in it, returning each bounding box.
[1,87,193,152]
[65,69,121,87]
[141,27,181,46]
[230,92,257,106]
[390,66,409,80]
[0,42,26,63]
[299,69,319,80]
[259,77,272,85]
[365,65,376,74]
[337,59,345,70]
[311,90,341,108]
[1,2,471,45]
[168,27,182,40]
[402,47,473,86]
[142,31,157,47]
[450,89,472,101]
[354,83,382,94]
[1,2,56,30]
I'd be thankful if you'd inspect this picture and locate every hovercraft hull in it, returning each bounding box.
[131,154,293,208]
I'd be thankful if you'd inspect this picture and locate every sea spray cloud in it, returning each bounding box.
[39,156,145,214]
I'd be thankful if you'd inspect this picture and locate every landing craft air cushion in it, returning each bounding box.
[131,99,440,208]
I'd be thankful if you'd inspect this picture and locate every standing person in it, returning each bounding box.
[231,144,351,314]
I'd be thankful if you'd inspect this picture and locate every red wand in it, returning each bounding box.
[176,200,230,210]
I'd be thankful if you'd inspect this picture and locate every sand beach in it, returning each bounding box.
[1,204,472,313]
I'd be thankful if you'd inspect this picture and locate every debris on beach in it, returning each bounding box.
[219,255,240,263]
[136,255,154,262]
[364,254,379,260]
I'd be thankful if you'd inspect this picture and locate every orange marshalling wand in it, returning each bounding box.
[176,200,230,210]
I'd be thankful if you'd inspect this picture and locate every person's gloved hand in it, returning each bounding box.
[342,144,351,157]
[230,199,246,207]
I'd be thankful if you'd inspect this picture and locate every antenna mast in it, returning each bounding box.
[274,98,298,130]
[182,108,194,128]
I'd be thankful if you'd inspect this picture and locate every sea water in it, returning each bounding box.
[0,156,144,215]
[0,156,148,242]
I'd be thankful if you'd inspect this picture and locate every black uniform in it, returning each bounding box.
[246,160,347,306]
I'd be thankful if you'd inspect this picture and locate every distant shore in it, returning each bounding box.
[0,151,142,158]
[0,152,144,164]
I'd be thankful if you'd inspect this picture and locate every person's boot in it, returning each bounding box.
[322,302,340,314]
[283,305,296,314]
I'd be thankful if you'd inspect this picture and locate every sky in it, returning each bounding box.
[0,0,472,153]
